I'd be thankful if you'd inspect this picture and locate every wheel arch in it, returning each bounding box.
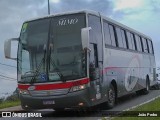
[146,74,150,86]
[110,79,118,100]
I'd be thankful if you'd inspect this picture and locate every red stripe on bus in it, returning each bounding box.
[18,78,89,90]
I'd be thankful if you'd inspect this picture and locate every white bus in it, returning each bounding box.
[4,10,157,110]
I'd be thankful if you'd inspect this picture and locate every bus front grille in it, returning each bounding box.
[29,89,69,96]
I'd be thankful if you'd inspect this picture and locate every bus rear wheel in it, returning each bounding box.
[136,77,150,95]
[142,78,150,94]
[106,84,116,109]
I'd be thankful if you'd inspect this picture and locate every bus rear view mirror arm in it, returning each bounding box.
[81,27,91,51]
[4,38,18,60]
[156,73,159,77]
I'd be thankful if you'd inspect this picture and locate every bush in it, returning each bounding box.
[5,94,19,101]
[0,97,5,103]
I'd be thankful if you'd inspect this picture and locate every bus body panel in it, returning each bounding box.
[20,88,91,109]
[103,47,156,97]
[9,10,156,110]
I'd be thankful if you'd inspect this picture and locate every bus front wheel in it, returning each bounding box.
[106,84,116,109]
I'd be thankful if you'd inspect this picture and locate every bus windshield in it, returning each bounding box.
[18,14,86,83]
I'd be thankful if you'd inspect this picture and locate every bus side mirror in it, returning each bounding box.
[81,27,91,50]
[156,73,159,77]
[4,38,18,60]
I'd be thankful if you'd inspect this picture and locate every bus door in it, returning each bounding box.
[88,14,103,103]
[89,43,102,102]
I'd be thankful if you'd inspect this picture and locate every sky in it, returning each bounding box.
[0,0,160,95]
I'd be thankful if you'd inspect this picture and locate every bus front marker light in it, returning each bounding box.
[72,86,79,92]
[91,98,95,101]
[19,89,30,95]
[78,102,84,106]
[70,84,87,92]
[79,84,86,89]
[25,105,28,108]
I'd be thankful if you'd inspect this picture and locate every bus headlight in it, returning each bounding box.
[70,84,87,92]
[19,89,30,95]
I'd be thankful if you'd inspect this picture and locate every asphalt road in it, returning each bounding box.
[1,89,160,120]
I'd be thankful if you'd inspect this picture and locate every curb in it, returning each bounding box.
[123,94,160,111]
[0,106,23,112]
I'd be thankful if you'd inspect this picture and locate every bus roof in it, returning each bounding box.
[25,10,151,40]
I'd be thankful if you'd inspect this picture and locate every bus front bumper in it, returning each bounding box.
[20,89,91,110]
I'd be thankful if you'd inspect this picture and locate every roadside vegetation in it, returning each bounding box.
[104,97,160,120]
[0,89,20,109]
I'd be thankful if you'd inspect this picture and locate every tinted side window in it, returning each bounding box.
[135,34,142,52]
[109,24,116,47]
[116,27,123,48]
[140,37,144,52]
[130,33,136,50]
[142,38,148,53]
[126,31,133,49]
[103,21,111,46]
[146,39,150,53]
[147,40,153,54]
[151,41,154,54]
[121,29,127,48]
[147,39,154,54]
[88,15,103,61]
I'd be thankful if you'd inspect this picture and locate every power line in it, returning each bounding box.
[0,77,16,81]
[0,74,16,80]
[0,63,16,68]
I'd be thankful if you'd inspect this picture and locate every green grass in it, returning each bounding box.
[129,98,160,111]
[102,97,160,120]
[0,99,21,109]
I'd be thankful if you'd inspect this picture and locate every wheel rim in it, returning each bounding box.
[108,87,115,105]
[146,81,149,91]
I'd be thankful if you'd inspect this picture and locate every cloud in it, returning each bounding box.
[0,0,160,94]
[49,0,113,15]
[113,0,144,11]
[50,0,60,3]
[111,0,160,67]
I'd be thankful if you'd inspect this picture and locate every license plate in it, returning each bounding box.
[43,100,55,105]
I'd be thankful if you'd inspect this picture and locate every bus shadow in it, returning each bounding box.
[40,91,154,117]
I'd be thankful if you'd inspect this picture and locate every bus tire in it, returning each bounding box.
[106,84,116,109]
[142,77,150,94]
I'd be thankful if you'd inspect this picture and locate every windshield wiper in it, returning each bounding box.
[20,70,35,84]
[30,44,47,84]
[49,45,66,82]
[50,57,66,82]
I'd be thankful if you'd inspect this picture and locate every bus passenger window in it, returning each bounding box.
[146,39,150,53]
[116,27,123,48]
[130,33,136,50]
[151,41,154,54]
[148,40,154,54]
[142,38,148,53]
[135,35,142,52]
[140,37,144,52]
[109,25,116,47]
[126,31,133,49]
[121,29,127,48]
[103,21,112,46]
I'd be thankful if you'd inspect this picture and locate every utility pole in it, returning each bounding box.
[48,0,50,15]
